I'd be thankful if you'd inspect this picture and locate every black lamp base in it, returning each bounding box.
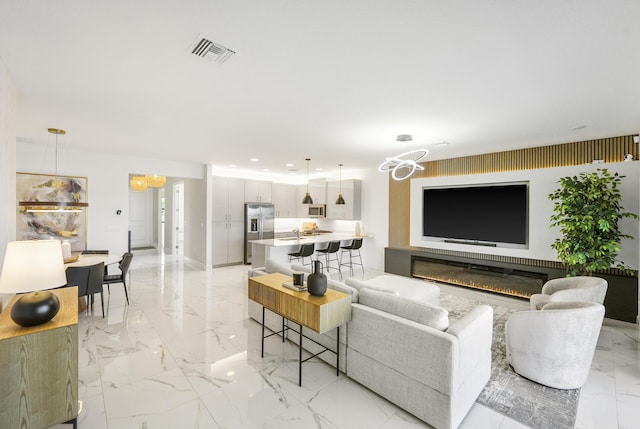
[10,291,61,327]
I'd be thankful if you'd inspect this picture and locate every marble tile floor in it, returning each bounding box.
[51,250,639,429]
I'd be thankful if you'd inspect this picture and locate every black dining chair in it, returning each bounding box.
[339,238,364,275]
[66,262,106,317]
[103,252,133,305]
[288,243,315,266]
[316,241,341,276]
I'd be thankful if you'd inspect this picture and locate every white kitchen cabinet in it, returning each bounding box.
[244,180,272,202]
[326,179,362,220]
[309,178,326,204]
[272,183,298,218]
[212,177,245,266]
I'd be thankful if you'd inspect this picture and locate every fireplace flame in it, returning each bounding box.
[413,273,533,299]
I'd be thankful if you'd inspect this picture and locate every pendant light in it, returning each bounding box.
[335,164,346,205]
[301,158,313,204]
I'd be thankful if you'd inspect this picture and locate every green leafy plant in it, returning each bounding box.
[549,168,638,276]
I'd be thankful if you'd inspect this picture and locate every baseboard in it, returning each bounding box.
[183,256,206,270]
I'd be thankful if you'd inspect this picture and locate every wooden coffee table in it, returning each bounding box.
[248,272,352,386]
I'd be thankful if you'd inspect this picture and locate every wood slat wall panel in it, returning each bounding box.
[388,135,638,268]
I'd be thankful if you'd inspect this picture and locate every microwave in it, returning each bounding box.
[308,204,326,218]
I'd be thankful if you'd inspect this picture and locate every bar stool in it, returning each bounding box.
[315,241,341,276]
[339,238,364,275]
[288,243,315,266]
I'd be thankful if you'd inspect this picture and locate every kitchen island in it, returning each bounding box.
[249,233,365,268]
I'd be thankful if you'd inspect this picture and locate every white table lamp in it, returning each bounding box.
[0,240,67,327]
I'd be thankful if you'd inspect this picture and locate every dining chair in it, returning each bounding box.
[65,262,105,317]
[103,252,133,305]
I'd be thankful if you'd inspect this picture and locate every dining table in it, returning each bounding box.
[64,253,122,268]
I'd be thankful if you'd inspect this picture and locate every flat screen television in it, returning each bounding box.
[422,182,528,248]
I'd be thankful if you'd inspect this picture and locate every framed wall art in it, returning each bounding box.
[16,172,89,251]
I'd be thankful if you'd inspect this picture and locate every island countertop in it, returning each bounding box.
[249,233,368,268]
[250,233,365,247]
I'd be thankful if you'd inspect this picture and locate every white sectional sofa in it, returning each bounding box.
[248,259,493,429]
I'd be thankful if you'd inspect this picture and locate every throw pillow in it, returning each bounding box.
[358,287,449,331]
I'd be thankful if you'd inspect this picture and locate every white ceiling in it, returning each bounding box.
[1,0,639,179]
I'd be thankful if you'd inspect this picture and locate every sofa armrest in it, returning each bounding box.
[248,268,268,277]
[446,305,493,385]
[541,277,583,295]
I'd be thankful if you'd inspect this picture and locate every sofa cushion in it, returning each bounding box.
[290,264,311,274]
[346,274,440,305]
[265,258,293,276]
[358,288,449,330]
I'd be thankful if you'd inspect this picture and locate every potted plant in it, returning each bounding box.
[548,168,637,276]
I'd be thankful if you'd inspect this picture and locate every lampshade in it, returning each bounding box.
[130,176,148,191]
[145,174,166,188]
[0,240,67,327]
[0,240,67,294]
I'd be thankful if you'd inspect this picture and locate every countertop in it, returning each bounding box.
[250,233,367,247]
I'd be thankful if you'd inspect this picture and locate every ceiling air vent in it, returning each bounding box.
[190,35,236,64]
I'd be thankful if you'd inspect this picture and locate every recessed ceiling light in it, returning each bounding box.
[286,163,294,167]
[315,168,323,171]
[262,168,270,172]
[228,164,237,168]
[396,134,413,142]
[250,158,259,162]
[571,125,587,130]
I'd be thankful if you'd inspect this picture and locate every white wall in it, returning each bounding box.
[410,161,640,270]
[184,177,207,267]
[0,58,16,264]
[355,167,389,271]
[0,57,16,308]
[17,142,205,257]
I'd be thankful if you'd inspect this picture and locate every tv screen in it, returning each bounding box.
[422,183,528,247]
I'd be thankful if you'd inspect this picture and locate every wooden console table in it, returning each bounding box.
[0,287,79,429]
[248,273,352,386]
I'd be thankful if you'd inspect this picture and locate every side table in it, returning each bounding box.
[248,273,352,386]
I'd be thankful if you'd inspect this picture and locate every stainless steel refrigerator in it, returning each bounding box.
[244,203,275,264]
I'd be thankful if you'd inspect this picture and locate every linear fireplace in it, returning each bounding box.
[411,256,547,299]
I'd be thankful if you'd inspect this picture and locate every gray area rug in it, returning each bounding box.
[439,293,580,429]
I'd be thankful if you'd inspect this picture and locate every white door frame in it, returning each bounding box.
[172,181,185,255]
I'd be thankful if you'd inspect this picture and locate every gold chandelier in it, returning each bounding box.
[129,174,166,192]
[130,176,148,192]
[145,175,166,188]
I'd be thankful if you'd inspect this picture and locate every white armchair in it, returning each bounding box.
[505,301,605,389]
[529,276,608,310]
